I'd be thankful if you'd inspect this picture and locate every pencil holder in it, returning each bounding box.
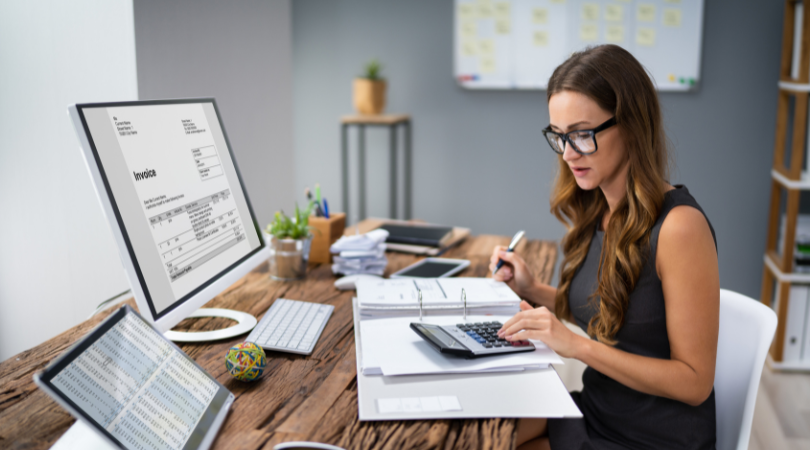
[308,212,346,264]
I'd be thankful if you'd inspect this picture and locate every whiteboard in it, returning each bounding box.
[454,0,704,91]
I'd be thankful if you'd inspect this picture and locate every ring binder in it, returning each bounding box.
[414,288,469,322]
[462,288,467,322]
[418,288,423,321]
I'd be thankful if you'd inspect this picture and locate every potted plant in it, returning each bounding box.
[353,59,386,115]
[265,202,315,280]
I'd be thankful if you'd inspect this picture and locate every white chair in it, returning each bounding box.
[714,289,777,450]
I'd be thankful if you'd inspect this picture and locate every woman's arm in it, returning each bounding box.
[499,206,719,406]
[489,245,557,310]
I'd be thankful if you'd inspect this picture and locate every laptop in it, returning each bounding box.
[34,305,234,450]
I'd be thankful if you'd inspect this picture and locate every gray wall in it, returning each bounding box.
[292,0,783,298]
[134,0,294,228]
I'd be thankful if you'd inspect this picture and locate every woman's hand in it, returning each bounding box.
[489,246,537,299]
[498,301,584,359]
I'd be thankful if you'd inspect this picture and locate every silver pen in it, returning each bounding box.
[493,230,525,275]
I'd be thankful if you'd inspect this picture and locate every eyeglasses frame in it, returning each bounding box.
[542,117,618,155]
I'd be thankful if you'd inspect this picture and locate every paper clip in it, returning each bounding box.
[462,288,467,322]
[418,288,423,321]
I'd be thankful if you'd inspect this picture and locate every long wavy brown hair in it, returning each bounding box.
[550,45,670,345]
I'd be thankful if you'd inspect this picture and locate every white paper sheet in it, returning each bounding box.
[376,396,462,414]
[357,277,521,308]
[359,314,562,376]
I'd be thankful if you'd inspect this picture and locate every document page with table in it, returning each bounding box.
[82,103,262,316]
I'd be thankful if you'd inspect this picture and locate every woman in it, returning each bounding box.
[490,45,719,449]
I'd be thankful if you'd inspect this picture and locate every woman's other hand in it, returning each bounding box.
[498,301,584,359]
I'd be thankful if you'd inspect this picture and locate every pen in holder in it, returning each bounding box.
[462,288,467,322]
[418,289,423,322]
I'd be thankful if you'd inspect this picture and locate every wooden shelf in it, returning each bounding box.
[340,114,410,125]
[779,80,810,92]
[764,253,810,283]
[761,1,810,370]
[772,168,810,189]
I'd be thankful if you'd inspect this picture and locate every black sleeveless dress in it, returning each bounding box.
[547,185,717,450]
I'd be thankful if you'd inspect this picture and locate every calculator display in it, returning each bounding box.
[418,324,458,347]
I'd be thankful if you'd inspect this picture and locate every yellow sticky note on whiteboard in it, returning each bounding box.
[479,39,495,55]
[534,31,549,47]
[606,25,624,43]
[462,20,477,38]
[636,28,655,46]
[637,4,656,22]
[582,3,599,21]
[550,0,566,3]
[462,40,477,56]
[663,8,682,27]
[496,18,511,34]
[479,2,493,17]
[481,56,497,74]
[533,8,549,24]
[495,2,510,18]
[605,4,623,21]
[580,24,598,41]
[459,3,476,19]
[664,0,681,3]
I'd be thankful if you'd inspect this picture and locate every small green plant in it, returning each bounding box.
[265,201,315,240]
[362,59,383,80]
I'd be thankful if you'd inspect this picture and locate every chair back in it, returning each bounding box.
[714,289,777,450]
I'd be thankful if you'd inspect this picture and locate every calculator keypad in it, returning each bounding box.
[445,321,533,356]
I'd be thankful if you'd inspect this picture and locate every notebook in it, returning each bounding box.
[379,224,453,247]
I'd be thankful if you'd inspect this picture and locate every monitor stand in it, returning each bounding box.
[163,308,258,342]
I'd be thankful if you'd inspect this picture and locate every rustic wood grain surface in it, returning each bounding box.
[0,233,556,450]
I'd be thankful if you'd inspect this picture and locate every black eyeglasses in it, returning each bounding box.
[542,117,617,155]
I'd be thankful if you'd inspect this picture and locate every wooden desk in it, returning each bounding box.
[0,233,556,450]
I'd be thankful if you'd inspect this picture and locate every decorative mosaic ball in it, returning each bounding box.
[225,342,267,382]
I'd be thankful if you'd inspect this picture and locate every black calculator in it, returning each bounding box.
[410,321,535,359]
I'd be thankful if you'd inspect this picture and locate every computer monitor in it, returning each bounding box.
[68,98,269,341]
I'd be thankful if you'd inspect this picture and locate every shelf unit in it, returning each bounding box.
[761,0,810,371]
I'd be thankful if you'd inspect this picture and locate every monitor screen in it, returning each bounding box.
[75,100,263,320]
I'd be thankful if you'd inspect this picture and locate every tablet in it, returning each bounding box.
[390,257,470,278]
[34,305,234,450]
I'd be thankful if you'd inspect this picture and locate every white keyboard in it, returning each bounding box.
[246,299,334,355]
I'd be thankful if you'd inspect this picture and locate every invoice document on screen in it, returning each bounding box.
[107,104,252,300]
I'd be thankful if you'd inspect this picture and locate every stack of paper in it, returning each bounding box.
[330,229,389,276]
[355,307,563,377]
[356,277,522,318]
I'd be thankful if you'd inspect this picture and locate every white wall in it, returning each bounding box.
[0,1,137,361]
